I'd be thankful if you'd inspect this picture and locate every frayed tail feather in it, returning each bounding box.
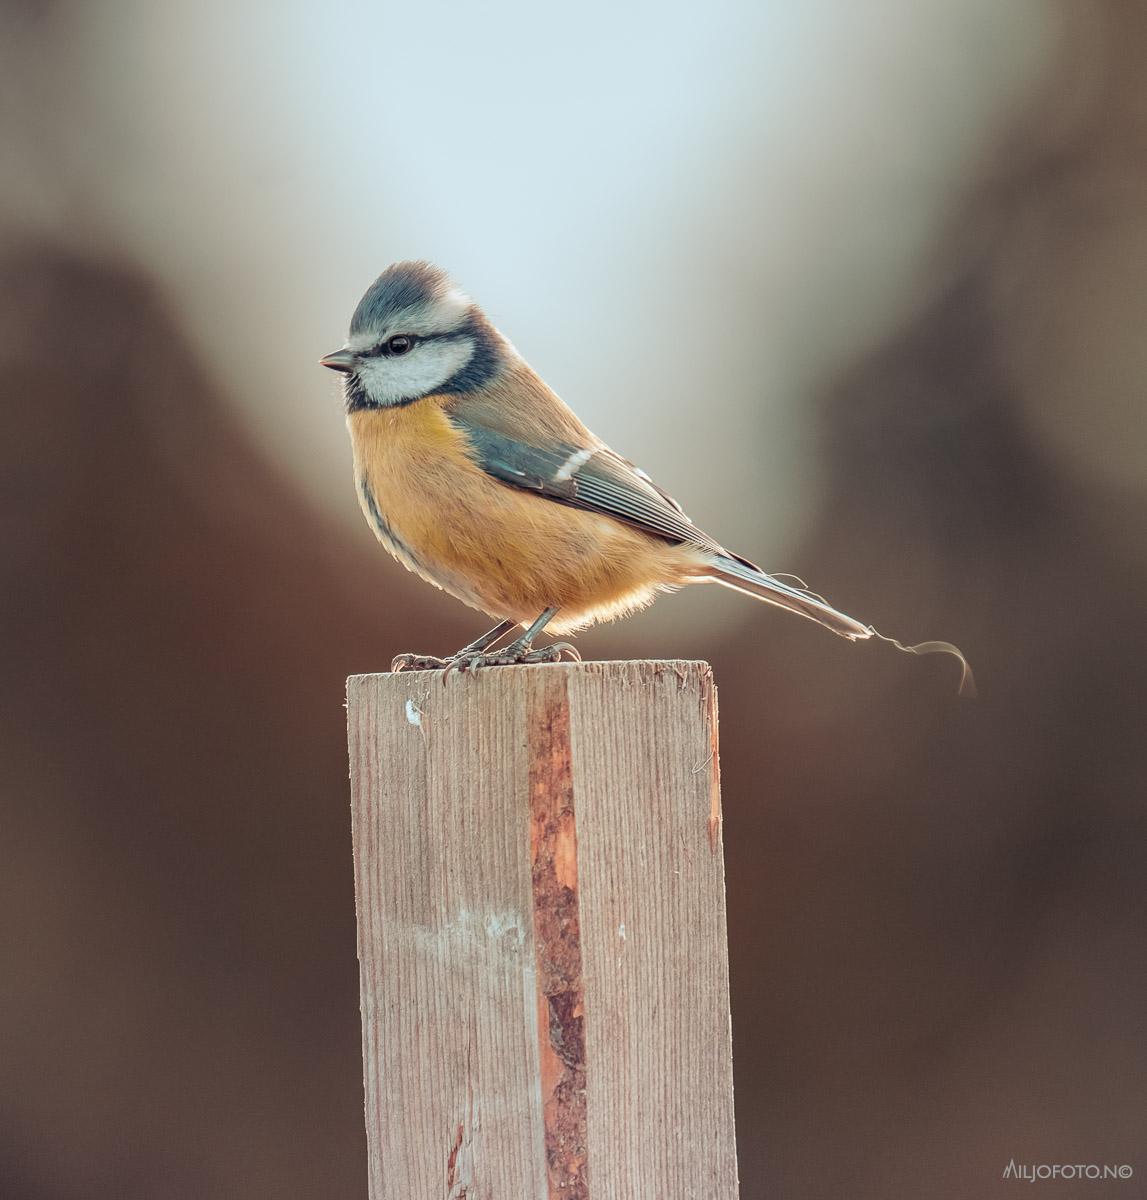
[706,555,976,697]
[866,629,977,699]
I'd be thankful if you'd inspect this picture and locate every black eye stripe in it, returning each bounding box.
[368,330,469,357]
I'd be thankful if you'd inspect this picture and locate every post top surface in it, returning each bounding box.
[347,659,714,689]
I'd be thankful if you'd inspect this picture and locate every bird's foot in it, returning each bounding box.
[526,641,582,665]
[448,642,582,673]
[391,652,452,673]
[392,643,580,674]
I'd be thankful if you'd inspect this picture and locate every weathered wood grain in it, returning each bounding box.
[347,661,739,1200]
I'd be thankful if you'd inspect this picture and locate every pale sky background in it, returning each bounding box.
[3,0,1060,635]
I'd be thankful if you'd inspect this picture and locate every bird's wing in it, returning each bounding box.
[448,410,892,650]
[447,415,726,554]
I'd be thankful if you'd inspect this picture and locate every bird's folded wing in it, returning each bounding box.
[448,415,726,555]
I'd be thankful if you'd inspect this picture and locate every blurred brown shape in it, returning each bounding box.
[0,245,456,1198]
[713,7,1147,1192]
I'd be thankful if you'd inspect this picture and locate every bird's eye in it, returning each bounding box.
[385,335,414,356]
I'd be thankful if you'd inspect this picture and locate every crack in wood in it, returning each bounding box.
[445,1122,464,1193]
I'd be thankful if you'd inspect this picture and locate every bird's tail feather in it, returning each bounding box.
[707,555,872,640]
[705,554,976,697]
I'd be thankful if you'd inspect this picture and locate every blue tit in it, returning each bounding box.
[321,261,973,693]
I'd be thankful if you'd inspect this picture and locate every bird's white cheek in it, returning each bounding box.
[356,342,473,406]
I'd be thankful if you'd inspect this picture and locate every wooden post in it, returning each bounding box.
[347,660,739,1200]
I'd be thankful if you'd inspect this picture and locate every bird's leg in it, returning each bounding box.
[499,607,562,660]
[391,619,517,673]
[454,619,519,657]
[451,608,581,671]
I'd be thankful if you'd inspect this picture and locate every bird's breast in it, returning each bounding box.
[346,398,703,627]
[347,400,488,601]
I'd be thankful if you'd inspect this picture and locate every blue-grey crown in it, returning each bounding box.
[349,261,453,334]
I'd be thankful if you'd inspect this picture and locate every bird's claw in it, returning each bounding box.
[391,652,452,673]
[532,641,582,664]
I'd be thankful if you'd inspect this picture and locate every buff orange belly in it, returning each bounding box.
[347,403,704,632]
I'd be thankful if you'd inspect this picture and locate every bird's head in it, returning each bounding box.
[320,261,505,410]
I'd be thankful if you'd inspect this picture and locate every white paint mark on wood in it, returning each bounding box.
[485,910,526,943]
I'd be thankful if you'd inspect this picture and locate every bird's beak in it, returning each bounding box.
[320,348,357,373]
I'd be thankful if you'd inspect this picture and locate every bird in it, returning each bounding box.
[321,261,973,694]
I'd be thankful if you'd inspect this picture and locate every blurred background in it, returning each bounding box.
[3,0,1146,1195]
